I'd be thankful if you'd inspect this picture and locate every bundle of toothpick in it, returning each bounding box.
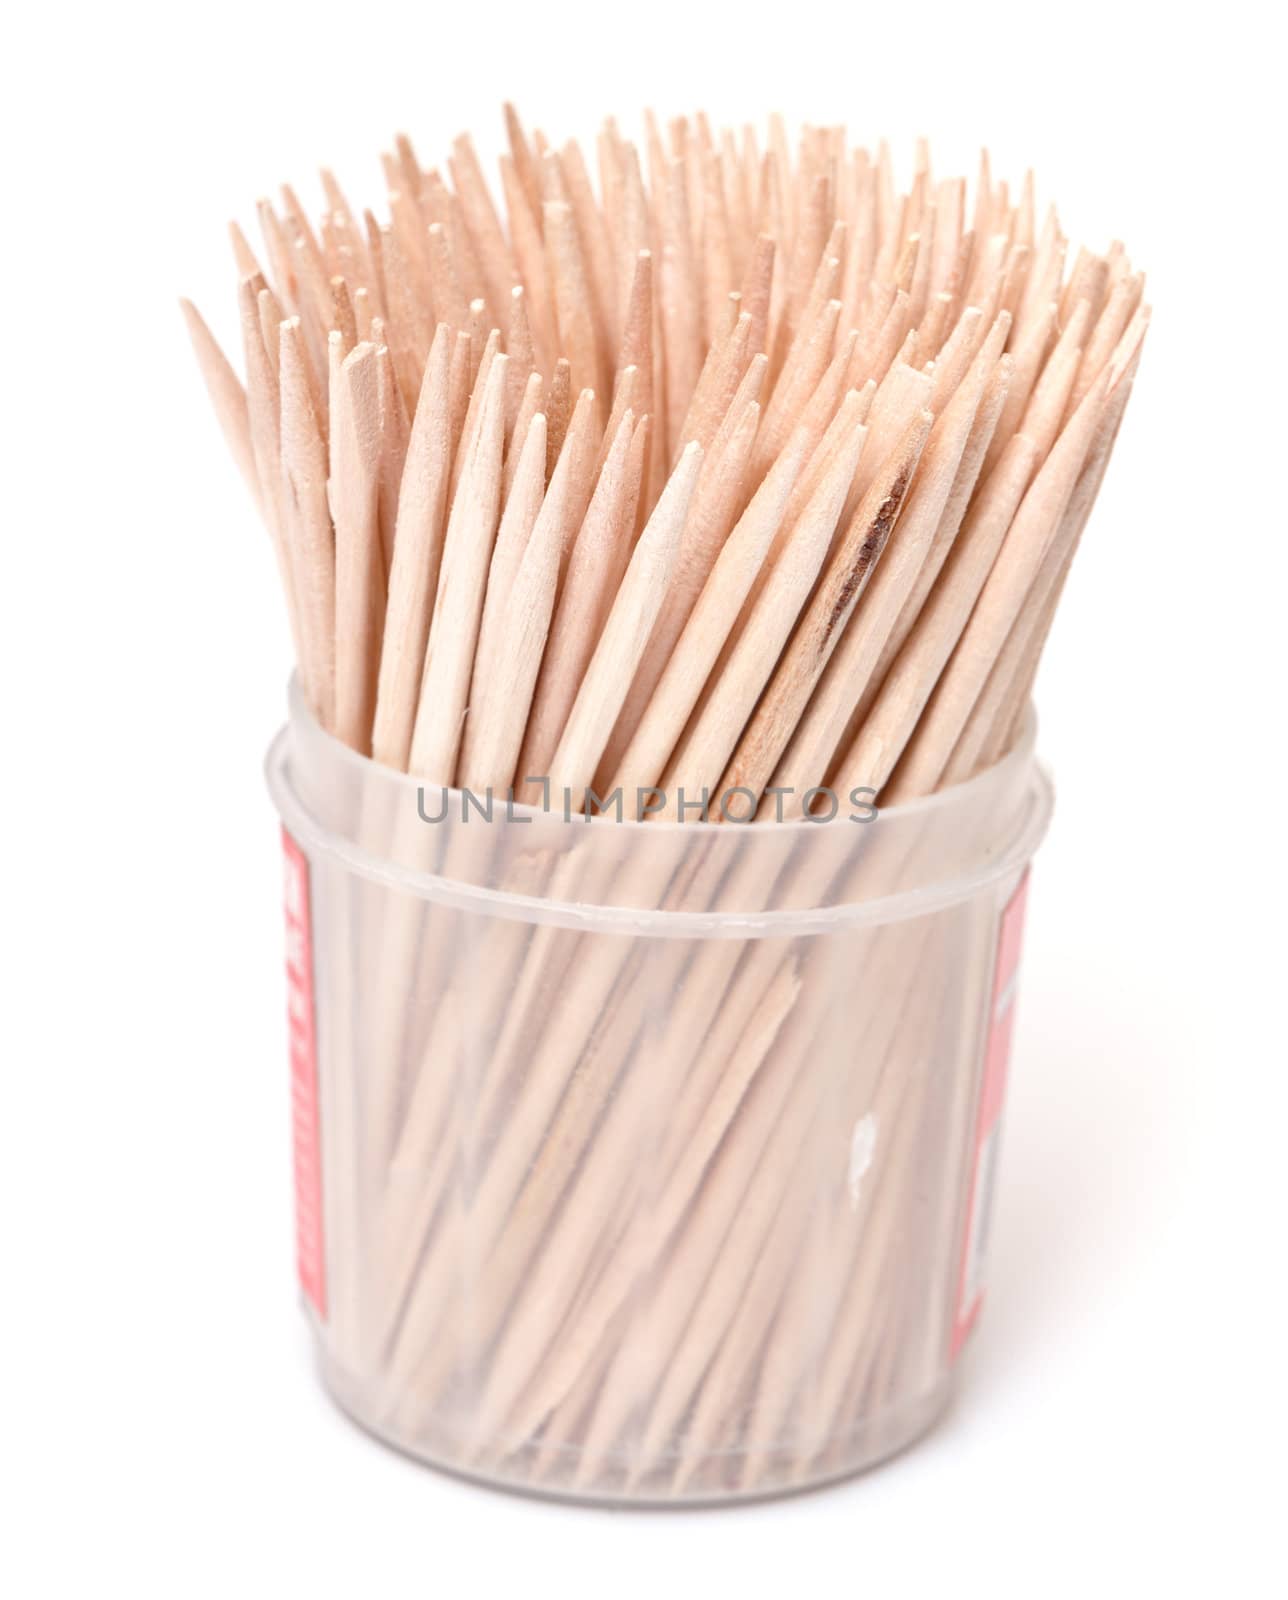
[188,107,1146,1501]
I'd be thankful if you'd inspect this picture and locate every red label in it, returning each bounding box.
[951,868,1030,1359]
[282,828,326,1319]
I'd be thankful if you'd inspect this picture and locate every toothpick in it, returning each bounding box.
[279,317,337,728]
[544,200,604,415]
[469,408,548,713]
[520,412,647,790]
[768,330,1005,802]
[663,410,868,803]
[598,399,760,784]
[407,352,508,780]
[180,298,259,510]
[449,132,518,325]
[888,365,1113,800]
[458,409,562,793]
[546,444,703,800]
[718,409,932,810]
[371,325,453,770]
[609,421,812,796]
[331,340,385,754]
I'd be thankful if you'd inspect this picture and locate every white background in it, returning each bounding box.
[4,2,1285,1594]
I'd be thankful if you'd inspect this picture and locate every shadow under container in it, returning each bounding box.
[266,681,1053,1505]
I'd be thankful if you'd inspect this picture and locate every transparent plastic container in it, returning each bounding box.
[265,678,1053,1504]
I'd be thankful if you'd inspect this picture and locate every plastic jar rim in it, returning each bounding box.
[264,688,1055,939]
